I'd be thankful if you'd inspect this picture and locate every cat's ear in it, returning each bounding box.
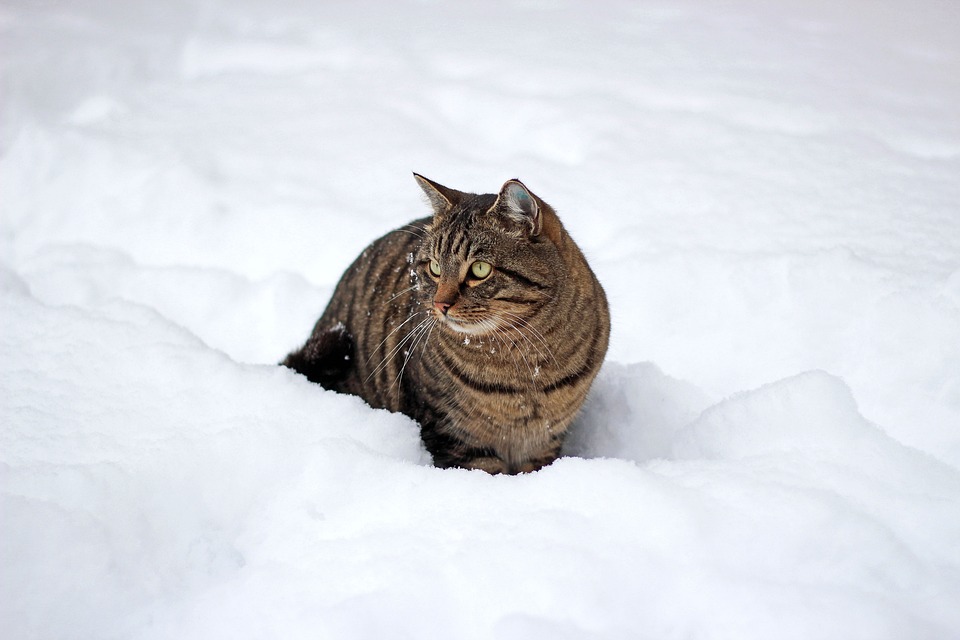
[413,173,464,216]
[489,179,542,237]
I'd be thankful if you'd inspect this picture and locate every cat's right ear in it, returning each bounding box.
[413,173,464,216]
[488,179,542,237]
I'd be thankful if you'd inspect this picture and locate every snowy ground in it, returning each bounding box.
[3,0,960,638]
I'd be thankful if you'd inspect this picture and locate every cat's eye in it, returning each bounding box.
[470,261,492,280]
[429,259,442,277]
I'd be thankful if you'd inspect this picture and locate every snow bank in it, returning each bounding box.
[0,281,426,637]
[3,0,960,637]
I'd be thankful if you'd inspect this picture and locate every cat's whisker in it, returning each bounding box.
[497,310,558,367]
[363,310,429,366]
[497,309,551,347]
[504,326,552,384]
[491,324,531,384]
[395,318,433,390]
[396,226,427,241]
[366,316,433,382]
[396,232,425,244]
[367,327,426,386]
[495,313,554,369]
[419,317,438,360]
[396,222,433,243]
[381,285,419,306]
[457,312,529,376]
[505,325,539,385]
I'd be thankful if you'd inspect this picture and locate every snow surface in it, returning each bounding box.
[2,0,960,638]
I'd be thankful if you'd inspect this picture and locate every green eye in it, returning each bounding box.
[429,259,441,277]
[470,261,492,280]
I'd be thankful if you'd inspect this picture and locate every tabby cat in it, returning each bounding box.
[283,175,610,474]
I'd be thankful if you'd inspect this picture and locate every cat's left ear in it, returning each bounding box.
[413,173,465,217]
[489,179,542,237]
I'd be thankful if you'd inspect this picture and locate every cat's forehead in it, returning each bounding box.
[442,193,497,225]
[427,194,504,253]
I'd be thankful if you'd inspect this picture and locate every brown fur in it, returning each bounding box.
[283,175,610,474]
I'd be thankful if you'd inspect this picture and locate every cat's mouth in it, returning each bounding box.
[437,313,496,336]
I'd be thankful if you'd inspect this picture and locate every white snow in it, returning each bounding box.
[3,0,960,638]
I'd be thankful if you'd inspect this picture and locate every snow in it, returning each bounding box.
[2,0,960,637]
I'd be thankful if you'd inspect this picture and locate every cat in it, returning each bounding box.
[282,174,610,474]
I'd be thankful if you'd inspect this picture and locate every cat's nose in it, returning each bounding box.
[434,301,452,315]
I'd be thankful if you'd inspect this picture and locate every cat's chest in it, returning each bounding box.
[451,334,554,388]
[429,339,561,422]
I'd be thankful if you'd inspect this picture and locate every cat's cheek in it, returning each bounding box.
[417,281,438,299]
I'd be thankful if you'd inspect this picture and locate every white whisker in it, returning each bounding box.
[396,227,426,241]
[492,324,531,383]
[363,310,428,366]
[382,285,419,306]
[395,317,435,389]
[496,310,558,367]
[366,316,433,382]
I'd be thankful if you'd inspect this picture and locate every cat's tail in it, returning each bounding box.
[281,323,354,389]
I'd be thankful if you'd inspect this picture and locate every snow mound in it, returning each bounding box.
[566,361,714,462]
[0,284,427,638]
[673,370,872,459]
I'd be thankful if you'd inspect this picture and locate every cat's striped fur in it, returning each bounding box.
[283,175,610,474]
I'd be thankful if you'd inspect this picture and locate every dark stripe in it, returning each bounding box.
[451,229,468,257]
[434,442,499,469]
[439,218,463,257]
[454,445,498,461]
[360,243,387,290]
[352,263,379,358]
[364,262,409,376]
[542,363,591,394]
[492,295,538,305]
[542,330,602,393]
[437,348,523,395]
[497,267,550,290]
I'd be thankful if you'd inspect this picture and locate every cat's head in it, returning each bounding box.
[412,174,563,336]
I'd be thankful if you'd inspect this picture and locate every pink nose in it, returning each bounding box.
[434,301,451,315]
